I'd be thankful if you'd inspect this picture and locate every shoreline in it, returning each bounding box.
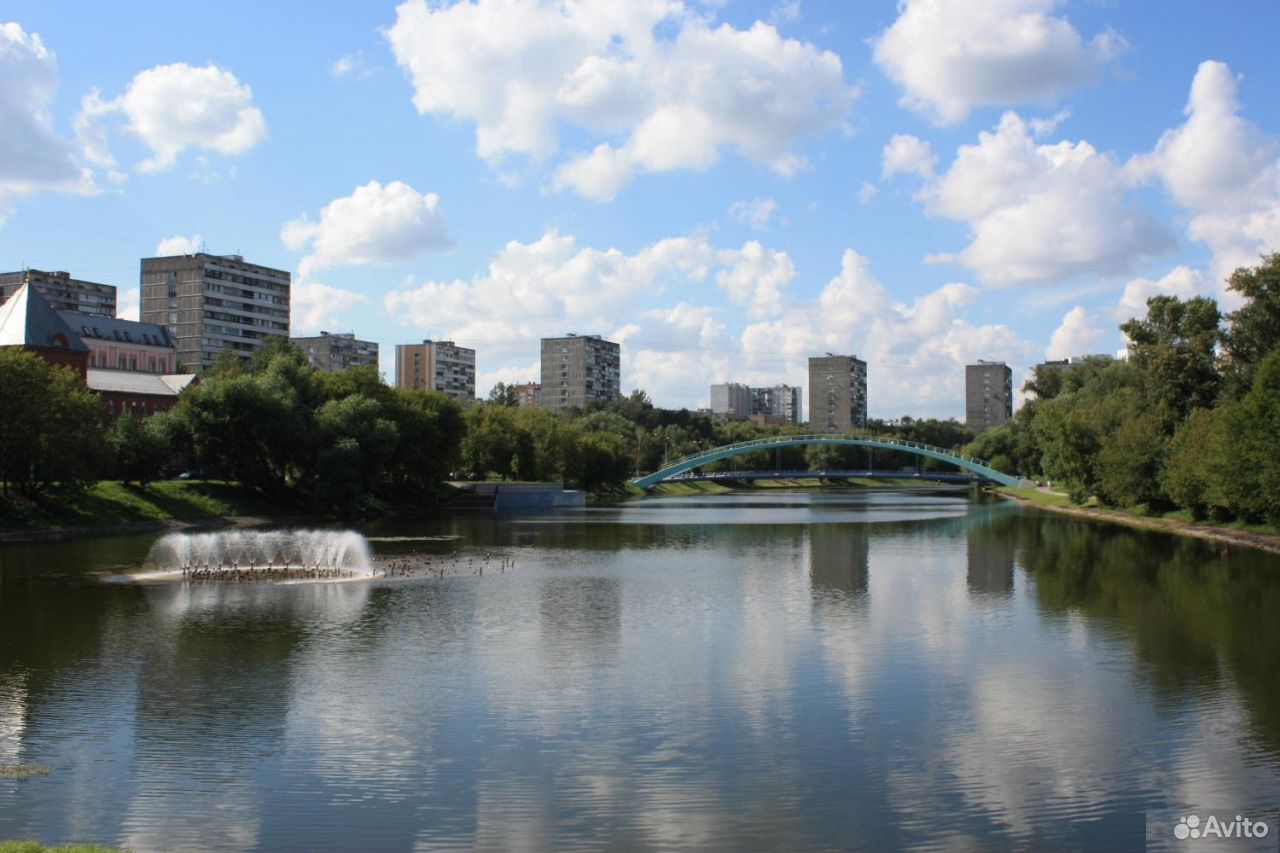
[996,489,1280,557]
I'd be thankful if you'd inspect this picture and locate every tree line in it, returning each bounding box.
[7,252,1274,520]
[965,253,1280,525]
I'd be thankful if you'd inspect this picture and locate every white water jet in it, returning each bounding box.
[146,529,374,578]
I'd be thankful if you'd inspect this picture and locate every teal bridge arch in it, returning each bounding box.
[632,434,1022,490]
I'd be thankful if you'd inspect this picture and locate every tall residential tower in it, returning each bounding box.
[140,253,290,372]
[395,339,476,401]
[808,354,867,433]
[539,334,620,413]
[965,361,1013,433]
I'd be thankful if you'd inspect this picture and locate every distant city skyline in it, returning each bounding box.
[2,1,1278,418]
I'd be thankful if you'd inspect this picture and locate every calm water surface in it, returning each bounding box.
[1,490,1279,851]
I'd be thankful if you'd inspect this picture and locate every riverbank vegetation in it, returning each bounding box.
[3,337,985,531]
[0,843,125,853]
[6,255,1274,534]
[970,254,1280,525]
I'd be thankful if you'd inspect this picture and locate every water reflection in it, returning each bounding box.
[1,495,1278,852]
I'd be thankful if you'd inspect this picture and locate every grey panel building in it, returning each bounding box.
[710,382,752,418]
[752,384,801,424]
[293,331,379,373]
[539,333,621,413]
[808,354,867,433]
[395,339,476,401]
[140,253,290,373]
[0,269,117,317]
[965,361,1013,433]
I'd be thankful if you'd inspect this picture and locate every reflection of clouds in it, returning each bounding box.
[1162,680,1278,814]
[6,502,1280,850]
[0,674,25,764]
[119,780,261,853]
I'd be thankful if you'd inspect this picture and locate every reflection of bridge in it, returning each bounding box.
[633,434,1022,490]
[665,469,982,485]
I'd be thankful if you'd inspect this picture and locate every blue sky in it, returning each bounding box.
[2,0,1279,418]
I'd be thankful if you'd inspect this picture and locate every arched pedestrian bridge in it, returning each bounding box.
[632,434,1022,490]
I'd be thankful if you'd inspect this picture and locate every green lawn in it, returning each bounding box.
[0,480,298,533]
[999,486,1077,508]
[0,843,126,853]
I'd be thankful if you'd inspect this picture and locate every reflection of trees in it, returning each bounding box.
[808,523,869,599]
[1012,513,1280,756]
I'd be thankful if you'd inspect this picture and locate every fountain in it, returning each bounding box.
[145,529,374,582]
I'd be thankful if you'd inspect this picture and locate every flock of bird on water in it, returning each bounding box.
[175,551,517,583]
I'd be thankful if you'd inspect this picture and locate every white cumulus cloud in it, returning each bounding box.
[383,230,1040,416]
[0,23,94,220]
[154,234,202,255]
[873,0,1124,124]
[881,134,936,179]
[1128,61,1280,285]
[919,112,1174,286]
[1046,305,1103,359]
[281,180,451,278]
[1113,266,1210,324]
[77,62,267,174]
[291,282,369,336]
[386,0,855,199]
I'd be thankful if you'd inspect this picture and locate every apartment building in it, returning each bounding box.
[140,253,290,373]
[292,331,379,373]
[539,334,621,413]
[511,382,541,407]
[395,339,476,401]
[965,361,1013,433]
[752,384,801,424]
[808,354,867,433]
[710,382,753,418]
[0,268,117,317]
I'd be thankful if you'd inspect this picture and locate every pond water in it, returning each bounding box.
[1,489,1278,852]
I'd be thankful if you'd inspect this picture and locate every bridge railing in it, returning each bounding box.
[660,433,994,471]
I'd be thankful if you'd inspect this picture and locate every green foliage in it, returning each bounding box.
[314,394,399,511]
[1220,252,1280,399]
[1162,408,1221,519]
[1121,294,1222,425]
[1011,255,1280,521]
[108,414,172,486]
[1212,351,1280,525]
[0,842,128,853]
[385,389,464,490]
[0,350,107,498]
[487,381,519,406]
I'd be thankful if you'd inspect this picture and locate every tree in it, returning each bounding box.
[460,404,522,480]
[1162,407,1223,519]
[314,394,399,511]
[1120,295,1222,425]
[1220,253,1280,399]
[110,413,173,487]
[174,374,297,492]
[1212,351,1280,524]
[386,389,465,491]
[0,350,106,497]
[487,382,519,407]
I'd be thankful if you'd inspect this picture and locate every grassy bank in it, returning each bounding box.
[0,481,298,535]
[998,486,1280,555]
[0,844,126,853]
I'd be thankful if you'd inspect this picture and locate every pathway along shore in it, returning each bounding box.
[998,489,1280,557]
